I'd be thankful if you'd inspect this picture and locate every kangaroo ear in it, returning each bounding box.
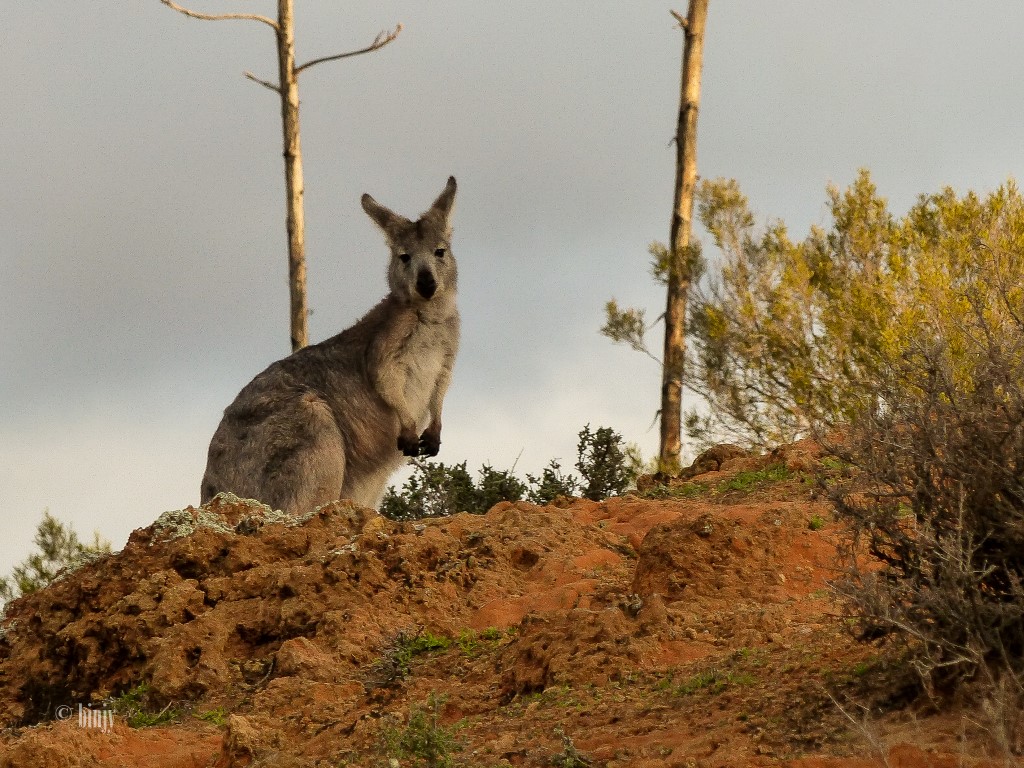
[422,176,457,235]
[361,193,404,237]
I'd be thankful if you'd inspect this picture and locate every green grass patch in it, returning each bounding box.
[642,480,711,500]
[456,627,506,657]
[112,683,182,728]
[370,630,454,688]
[717,463,792,493]
[674,668,757,697]
[196,707,228,727]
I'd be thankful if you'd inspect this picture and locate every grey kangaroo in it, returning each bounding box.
[201,176,460,513]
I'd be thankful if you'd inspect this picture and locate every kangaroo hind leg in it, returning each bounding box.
[203,390,346,515]
[240,392,347,515]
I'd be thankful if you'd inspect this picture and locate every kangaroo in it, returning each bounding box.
[201,176,460,513]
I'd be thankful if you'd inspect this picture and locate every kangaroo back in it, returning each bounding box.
[201,177,460,513]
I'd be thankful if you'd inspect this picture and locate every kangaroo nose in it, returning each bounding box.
[416,270,437,299]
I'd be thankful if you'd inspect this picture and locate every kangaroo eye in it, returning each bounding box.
[399,253,411,264]
[434,248,446,259]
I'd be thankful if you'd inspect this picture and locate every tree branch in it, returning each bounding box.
[294,23,402,75]
[244,71,281,93]
[159,0,279,31]
[670,10,688,29]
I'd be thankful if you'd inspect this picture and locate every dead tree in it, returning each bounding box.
[661,1,708,471]
[159,0,401,351]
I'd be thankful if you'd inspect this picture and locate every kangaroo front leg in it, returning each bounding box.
[375,366,422,456]
[369,312,424,456]
[419,347,455,457]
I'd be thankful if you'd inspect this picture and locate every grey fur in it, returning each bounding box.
[201,177,460,513]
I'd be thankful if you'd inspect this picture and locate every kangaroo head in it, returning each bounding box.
[361,177,458,310]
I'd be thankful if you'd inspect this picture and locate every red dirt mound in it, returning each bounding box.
[0,443,1013,767]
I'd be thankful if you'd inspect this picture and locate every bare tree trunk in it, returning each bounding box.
[158,0,400,354]
[660,0,708,473]
[276,0,308,352]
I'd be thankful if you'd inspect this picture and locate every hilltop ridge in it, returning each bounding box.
[0,441,1007,767]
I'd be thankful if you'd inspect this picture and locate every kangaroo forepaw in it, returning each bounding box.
[418,430,441,457]
[398,428,421,456]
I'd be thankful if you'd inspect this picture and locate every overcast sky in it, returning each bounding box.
[3,2,1023,575]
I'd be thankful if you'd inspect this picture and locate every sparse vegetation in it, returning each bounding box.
[112,683,181,728]
[381,425,636,520]
[717,463,792,493]
[549,726,592,767]
[638,461,795,501]
[1,511,110,605]
[820,182,1024,706]
[456,627,505,658]
[196,707,228,727]
[369,630,453,688]
[674,668,755,696]
[640,480,709,500]
[381,692,461,768]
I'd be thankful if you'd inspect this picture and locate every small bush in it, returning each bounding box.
[526,460,580,504]
[549,726,593,768]
[381,692,461,768]
[380,461,479,521]
[382,425,635,520]
[574,425,633,501]
[476,464,529,511]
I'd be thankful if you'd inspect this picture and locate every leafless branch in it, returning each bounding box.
[244,71,281,93]
[670,10,688,29]
[295,23,402,75]
[159,0,279,31]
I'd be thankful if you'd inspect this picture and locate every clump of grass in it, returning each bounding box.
[196,707,228,727]
[369,630,452,688]
[456,627,505,657]
[112,683,181,728]
[717,463,792,493]
[819,456,849,473]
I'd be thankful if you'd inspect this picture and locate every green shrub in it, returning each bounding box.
[382,425,635,521]
[476,464,528,511]
[381,692,461,768]
[830,248,1024,696]
[525,459,579,504]
[1,511,111,605]
[574,425,633,501]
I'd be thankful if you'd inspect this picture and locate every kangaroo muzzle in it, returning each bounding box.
[416,270,437,299]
